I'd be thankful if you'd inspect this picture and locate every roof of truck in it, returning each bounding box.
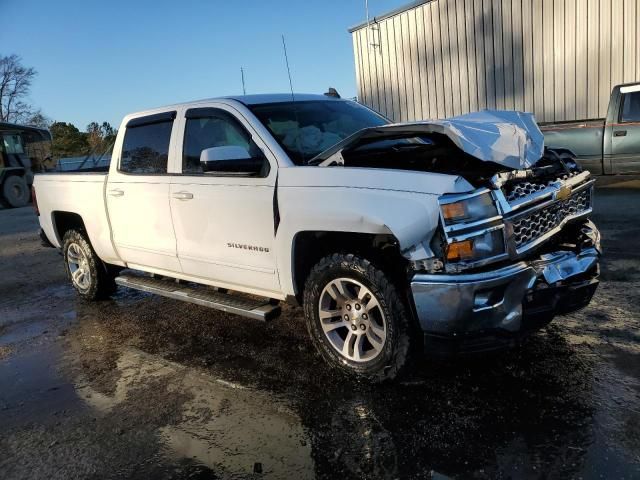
[159,93,343,110]
[125,94,346,122]
[225,93,343,105]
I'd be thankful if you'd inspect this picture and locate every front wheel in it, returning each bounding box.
[303,253,413,382]
[62,229,117,300]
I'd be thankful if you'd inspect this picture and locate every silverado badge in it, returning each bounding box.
[227,242,270,253]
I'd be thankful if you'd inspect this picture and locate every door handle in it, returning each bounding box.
[614,130,627,137]
[172,191,194,200]
[108,189,124,197]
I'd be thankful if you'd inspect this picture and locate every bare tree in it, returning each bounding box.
[0,54,37,124]
[26,109,51,128]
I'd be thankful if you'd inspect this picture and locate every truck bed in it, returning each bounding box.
[33,172,120,265]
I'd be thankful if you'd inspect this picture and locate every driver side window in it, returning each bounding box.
[182,108,252,174]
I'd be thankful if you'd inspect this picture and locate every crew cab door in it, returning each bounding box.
[610,85,640,173]
[169,105,280,294]
[106,111,181,272]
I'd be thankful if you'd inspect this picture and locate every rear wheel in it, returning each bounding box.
[62,229,117,300]
[1,175,29,208]
[303,253,413,382]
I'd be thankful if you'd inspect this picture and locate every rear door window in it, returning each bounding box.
[120,112,175,174]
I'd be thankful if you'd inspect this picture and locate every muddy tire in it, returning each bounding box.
[1,175,29,208]
[62,229,117,300]
[303,253,413,383]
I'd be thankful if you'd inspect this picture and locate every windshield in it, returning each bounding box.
[248,100,389,165]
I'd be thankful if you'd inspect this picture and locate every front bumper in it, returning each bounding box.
[411,239,600,354]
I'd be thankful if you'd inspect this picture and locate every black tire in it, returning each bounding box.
[62,229,117,300]
[303,253,413,383]
[1,175,29,208]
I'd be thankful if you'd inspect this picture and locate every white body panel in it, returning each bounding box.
[106,179,180,272]
[275,167,469,295]
[167,101,281,294]
[34,95,474,300]
[169,176,279,294]
[34,173,123,266]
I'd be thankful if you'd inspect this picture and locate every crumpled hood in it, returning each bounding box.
[313,110,545,170]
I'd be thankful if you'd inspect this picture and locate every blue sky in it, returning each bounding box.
[2,0,408,129]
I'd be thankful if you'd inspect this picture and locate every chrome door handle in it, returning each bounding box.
[614,130,627,137]
[172,191,194,200]
[108,189,124,197]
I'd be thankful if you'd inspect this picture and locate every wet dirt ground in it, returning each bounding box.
[1,180,640,479]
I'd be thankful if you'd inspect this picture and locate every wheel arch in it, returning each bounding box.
[289,230,408,303]
[52,211,87,245]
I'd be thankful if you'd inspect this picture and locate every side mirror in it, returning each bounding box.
[199,146,268,176]
[200,145,251,162]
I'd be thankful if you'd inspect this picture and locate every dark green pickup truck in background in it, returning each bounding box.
[541,83,640,175]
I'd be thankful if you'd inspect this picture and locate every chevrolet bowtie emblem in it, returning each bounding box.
[556,185,572,200]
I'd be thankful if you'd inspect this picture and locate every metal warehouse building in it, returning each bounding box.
[350,0,640,123]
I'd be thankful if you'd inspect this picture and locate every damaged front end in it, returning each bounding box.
[412,238,600,354]
[314,109,601,352]
[432,149,596,274]
[412,149,601,353]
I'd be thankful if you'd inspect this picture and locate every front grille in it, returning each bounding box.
[503,171,579,203]
[511,189,591,249]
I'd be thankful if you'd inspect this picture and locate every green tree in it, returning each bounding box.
[101,122,116,144]
[86,121,117,153]
[86,121,103,151]
[50,122,90,159]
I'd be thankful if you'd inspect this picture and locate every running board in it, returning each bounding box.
[115,274,281,321]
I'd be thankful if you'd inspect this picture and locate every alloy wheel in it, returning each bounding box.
[67,243,91,290]
[318,277,387,362]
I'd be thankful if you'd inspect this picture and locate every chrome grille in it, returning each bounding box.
[504,171,579,203]
[511,189,591,248]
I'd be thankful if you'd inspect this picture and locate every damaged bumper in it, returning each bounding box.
[410,239,600,354]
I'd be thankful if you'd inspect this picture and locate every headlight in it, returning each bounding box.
[440,192,498,225]
[446,229,505,262]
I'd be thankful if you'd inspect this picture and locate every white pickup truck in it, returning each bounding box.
[34,94,601,382]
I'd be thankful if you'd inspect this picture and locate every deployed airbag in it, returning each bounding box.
[314,110,545,170]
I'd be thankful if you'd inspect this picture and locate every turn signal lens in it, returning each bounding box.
[446,239,474,261]
[441,202,467,222]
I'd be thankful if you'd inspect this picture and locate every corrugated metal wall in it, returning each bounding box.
[351,0,640,123]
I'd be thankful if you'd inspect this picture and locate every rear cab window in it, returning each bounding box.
[120,111,176,174]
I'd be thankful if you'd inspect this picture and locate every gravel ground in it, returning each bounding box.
[0,179,639,479]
